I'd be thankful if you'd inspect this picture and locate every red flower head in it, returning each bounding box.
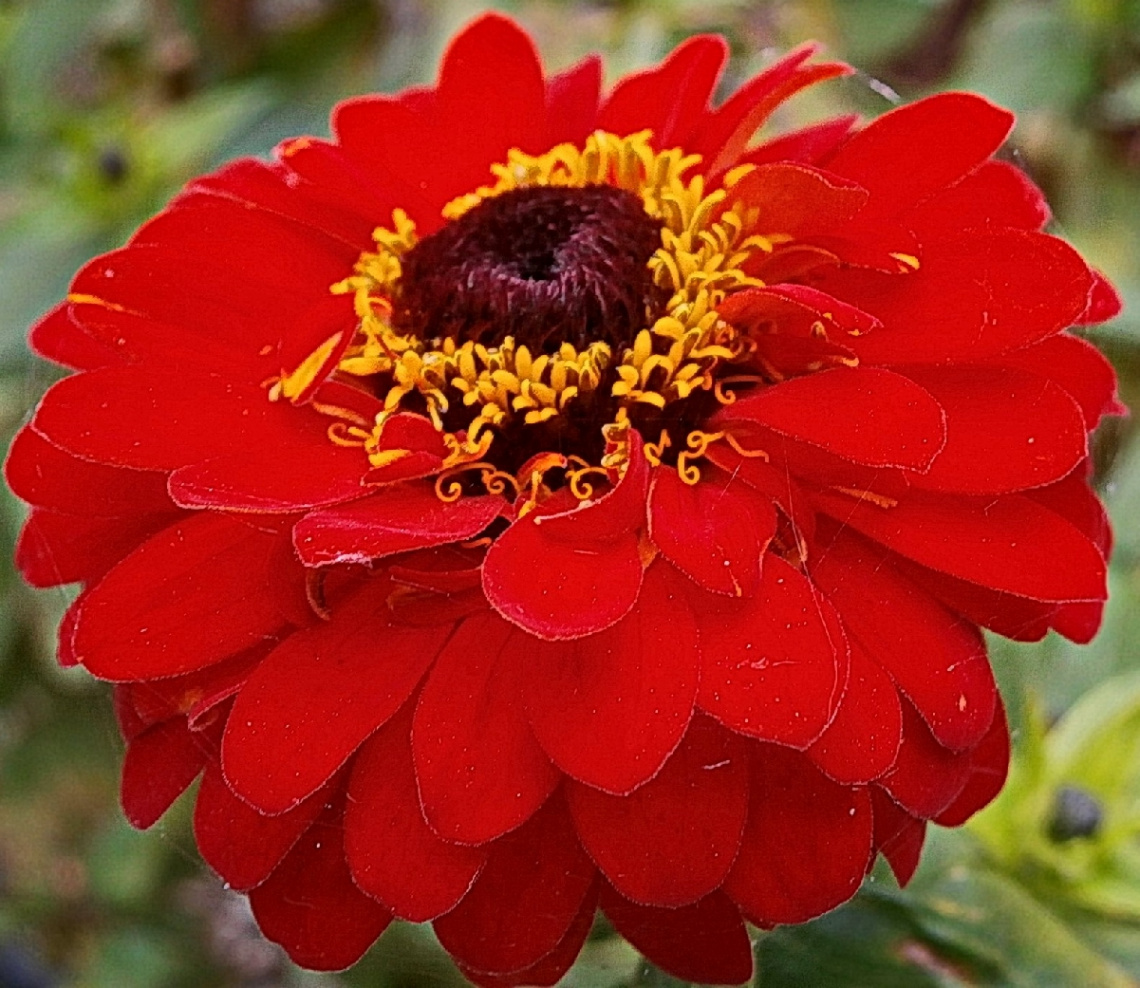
[7,13,1122,984]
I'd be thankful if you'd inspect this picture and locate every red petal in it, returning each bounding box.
[700,44,850,175]
[413,611,559,844]
[935,698,1010,827]
[811,527,997,751]
[902,365,1087,494]
[718,284,882,339]
[169,439,371,513]
[294,486,501,566]
[69,243,322,362]
[567,716,748,906]
[32,366,329,472]
[114,684,147,741]
[648,467,773,596]
[433,795,596,975]
[871,787,927,886]
[458,887,597,988]
[808,639,902,784]
[877,700,974,819]
[67,302,273,375]
[997,334,1124,429]
[524,429,650,543]
[223,580,451,814]
[703,445,818,547]
[345,705,486,921]
[121,717,213,828]
[186,156,374,249]
[906,159,1050,238]
[433,13,547,190]
[544,55,601,146]
[828,230,1094,364]
[274,131,417,231]
[128,198,354,300]
[599,35,727,148]
[903,561,1059,642]
[16,507,178,588]
[824,93,1014,223]
[481,436,648,639]
[249,805,392,972]
[723,744,872,925]
[716,367,945,471]
[730,163,868,237]
[29,303,121,370]
[482,518,643,640]
[743,114,859,168]
[1027,468,1111,556]
[73,514,286,680]
[5,426,171,516]
[600,885,753,985]
[194,763,324,891]
[811,487,1107,604]
[1076,269,1124,325]
[124,648,263,729]
[697,555,848,748]
[520,563,699,794]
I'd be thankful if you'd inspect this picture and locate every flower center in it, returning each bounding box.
[394,184,666,354]
[273,131,787,502]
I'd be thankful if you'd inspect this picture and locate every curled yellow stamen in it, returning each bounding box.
[434,462,521,503]
[676,430,724,485]
[723,433,770,461]
[567,466,611,501]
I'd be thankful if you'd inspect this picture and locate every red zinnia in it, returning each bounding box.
[7,14,1121,985]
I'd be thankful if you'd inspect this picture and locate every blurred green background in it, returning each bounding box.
[2,1,1140,985]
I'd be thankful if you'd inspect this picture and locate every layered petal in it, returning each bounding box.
[811,526,997,751]
[413,611,559,844]
[294,485,501,566]
[567,716,748,906]
[249,805,392,971]
[724,744,873,925]
[194,763,325,891]
[601,885,753,985]
[648,466,774,596]
[808,639,902,784]
[519,562,699,794]
[121,716,216,829]
[345,705,486,921]
[73,514,287,680]
[901,364,1086,494]
[717,367,946,472]
[222,579,452,814]
[482,439,648,639]
[812,487,1107,606]
[433,795,595,975]
[823,93,1015,223]
[697,555,848,748]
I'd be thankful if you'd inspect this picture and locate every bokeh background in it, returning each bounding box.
[2,1,1140,985]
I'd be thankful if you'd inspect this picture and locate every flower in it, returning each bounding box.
[6,12,1122,984]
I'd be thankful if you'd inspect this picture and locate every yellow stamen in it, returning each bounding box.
[278,131,795,496]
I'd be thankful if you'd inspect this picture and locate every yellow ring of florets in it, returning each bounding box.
[276,131,781,494]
